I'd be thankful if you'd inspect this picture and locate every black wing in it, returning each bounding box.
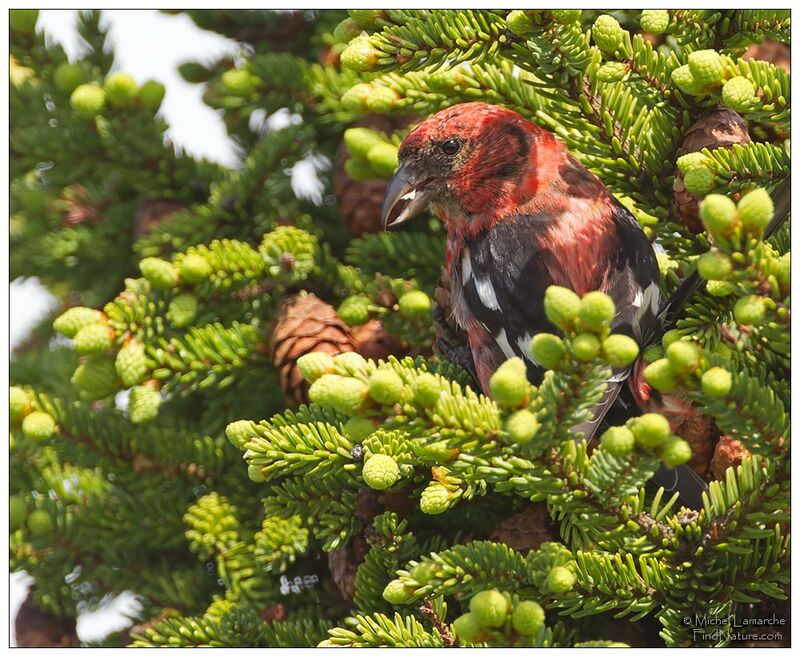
[460,201,659,385]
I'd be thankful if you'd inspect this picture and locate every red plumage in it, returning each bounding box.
[381,102,707,506]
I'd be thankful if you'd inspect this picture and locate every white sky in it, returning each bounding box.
[10,10,240,644]
[11,10,238,351]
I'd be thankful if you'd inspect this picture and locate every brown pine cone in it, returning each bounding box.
[14,592,78,647]
[270,294,357,405]
[672,109,752,233]
[710,435,751,481]
[488,503,558,553]
[671,414,719,477]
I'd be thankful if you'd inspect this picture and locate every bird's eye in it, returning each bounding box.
[439,139,461,156]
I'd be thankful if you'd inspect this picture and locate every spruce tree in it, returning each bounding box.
[10,9,789,647]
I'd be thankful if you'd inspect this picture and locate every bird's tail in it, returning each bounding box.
[586,177,790,509]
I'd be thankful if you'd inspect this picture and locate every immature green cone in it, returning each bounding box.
[27,509,54,537]
[10,386,32,424]
[597,62,628,83]
[362,454,400,490]
[104,72,138,107]
[643,358,677,392]
[640,9,669,34]
[578,291,616,332]
[333,17,362,43]
[571,333,601,361]
[544,566,576,593]
[296,352,335,383]
[777,253,790,288]
[592,15,625,53]
[9,496,27,532]
[368,369,405,405]
[22,411,57,441]
[71,355,119,400]
[413,373,441,407]
[550,9,582,23]
[530,333,566,369]
[687,50,724,87]
[367,142,399,178]
[666,340,702,375]
[631,413,671,448]
[225,419,258,450]
[340,83,374,112]
[602,334,639,368]
[676,152,710,173]
[53,62,86,94]
[308,374,368,416]
[129,385,162,424]
[365,86,400,113]
[601,426,635,456]
[343,127,385,159]
[344,156,375,181]
[138,80,166,110]
[512,600,545,636]
[721,76,757,111]
[452,613,485,643]
[408,561,437,585]
[737,188,774,233]
[338,295,371,326]
[140,257,179,289]
[662,329,682,348]
[167,294,198,328]
[115,340,147,388]
[178,253,212,284]
[334,351,368,373]
[506,10,535,37]
[73,323,114,355]
[221,68,258,97]
[706,280,736,297]
[671,65,702,95]
[659,436,693,467]
[53,306,104,338]
[733,295,766,326]
[699,194,738,235]
[543,286,580,330]
[340,35,379,72]
[697,251,732,280]
[469,590,509,628]
[398,290,432,318]
[70,83,106,118]
[683,167,715,195]
[701,367,732,397]
[505,409,540,445]
[489,357,529,407]
[419,481,452,515]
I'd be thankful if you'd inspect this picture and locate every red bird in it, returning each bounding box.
[381,102,707,506]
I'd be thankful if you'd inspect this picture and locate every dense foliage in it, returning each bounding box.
[10,9,789,647]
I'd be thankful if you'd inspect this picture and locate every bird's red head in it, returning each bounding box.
[381,102,566,237]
